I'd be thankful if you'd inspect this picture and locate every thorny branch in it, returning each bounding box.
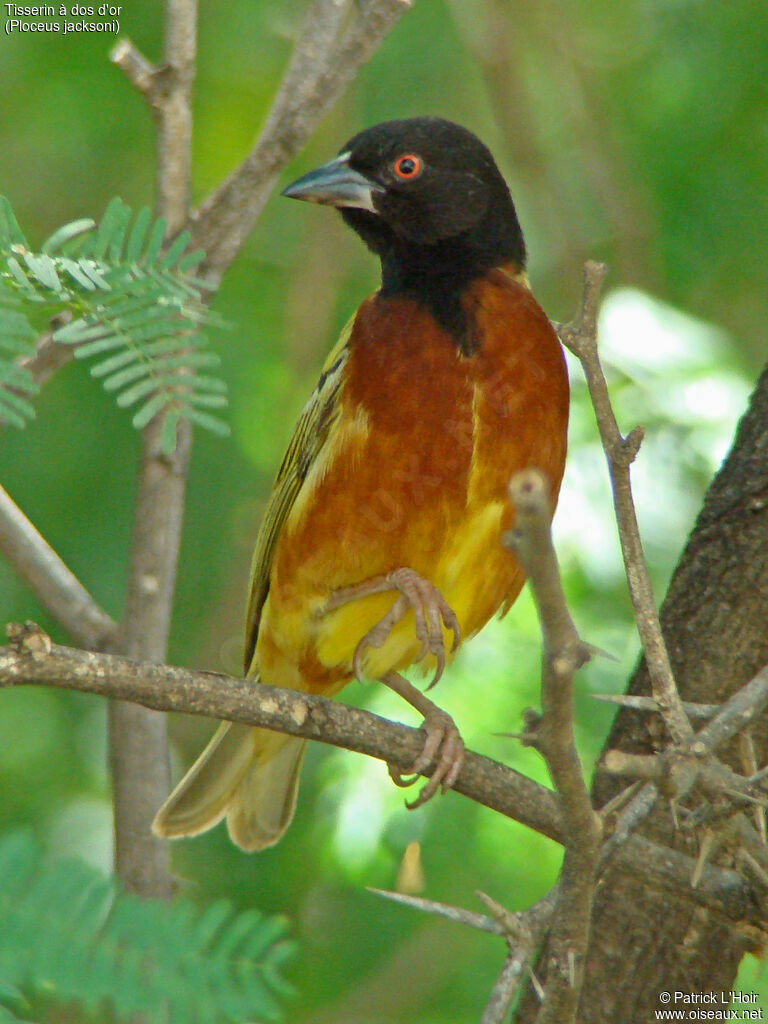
[600,660,768,843]
[555,261,693,748]
[504,471,601,1024]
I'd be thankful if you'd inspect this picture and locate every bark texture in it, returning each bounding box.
[516,363,768,1022]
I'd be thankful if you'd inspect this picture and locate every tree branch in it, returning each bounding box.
[110,39,158,103]
[505,471,601,1024]
[108,0,199,899]
[555,261,693,747]
[0,635,563,841]
[1,632,764,932]
[0,486,116,650]
[16,319,75,391]
[190,0,413,277]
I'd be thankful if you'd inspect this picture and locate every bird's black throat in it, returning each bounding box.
[344,208,526,357]
[380,241,486,357]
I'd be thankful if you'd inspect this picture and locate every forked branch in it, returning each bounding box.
[555,261,692,747]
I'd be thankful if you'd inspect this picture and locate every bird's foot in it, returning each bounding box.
[328,567,460,687]
[384,672,465,808]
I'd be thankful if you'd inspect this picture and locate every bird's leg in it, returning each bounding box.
[382,671,465,808]
[327,567,461,688]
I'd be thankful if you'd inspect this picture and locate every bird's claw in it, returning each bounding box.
[335,567,460,685]
[388,708,465,809]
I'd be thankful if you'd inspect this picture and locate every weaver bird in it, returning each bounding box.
[153,117,569,851]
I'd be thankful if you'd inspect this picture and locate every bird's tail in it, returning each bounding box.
[152,721,307,852]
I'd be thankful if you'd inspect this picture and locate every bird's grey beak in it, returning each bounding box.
[282,152,383,213]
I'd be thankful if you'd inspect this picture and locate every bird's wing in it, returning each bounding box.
[243,317,354,673]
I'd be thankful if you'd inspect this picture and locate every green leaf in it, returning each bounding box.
[41,218,95,255]
[159,406,181,453]
[185,392,228,409]
[0,308,36,346]
[0,364,38,392]
[0,389,37,427]
[115,374,167,408]
[176,248,206,272]
[129,387,169,428]
[69,334,126,358]
[57,258,97,291]
[184,406,230,436]
[124,206,152,263]
[90,336,189,378]
[5,258,40,299]
[89,197,130,261]
[160,230,192,270]
[77,260,111,290]
[0,196,28,249]
[143,215,167,264]
[21,252,61,294]
[0,831,294,1023]
[53,320,111,344]
[0,197,229,442]
[103,352,219,393]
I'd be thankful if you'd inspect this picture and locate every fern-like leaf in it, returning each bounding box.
[0,196,228,450]
[0,832,295,1024]
[0,302,39,427]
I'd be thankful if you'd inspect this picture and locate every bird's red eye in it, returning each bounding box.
[393,154,423,180]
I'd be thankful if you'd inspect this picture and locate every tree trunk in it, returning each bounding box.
[516,362,768,1022]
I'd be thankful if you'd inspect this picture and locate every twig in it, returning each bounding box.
[691,829,718,889]
[190,0,413,276]
[370,884,553,1024]
[604,748,767,805]
[601,781,659,851]
[479,890,556,1024]
[556,261,693,748]
[481,950,534,1024]
[370,886,551,1024]
[696,663,768,752]
[740,731,767,845]
[101,0,413,899]
[590,692,719,720]
[155,0,197,230]
[737,848,768,892]
[616,832,764,924]
[0,486,116,650]
[504,470,601,1024]
[110,39,159,103]
[367,888,506,936]
[600,660,768,817]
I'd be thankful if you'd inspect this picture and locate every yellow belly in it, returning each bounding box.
[312,499,516,680]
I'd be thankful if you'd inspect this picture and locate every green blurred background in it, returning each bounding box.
[1,0,766,1020]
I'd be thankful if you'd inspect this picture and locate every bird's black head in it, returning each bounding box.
[283,118,526,343]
